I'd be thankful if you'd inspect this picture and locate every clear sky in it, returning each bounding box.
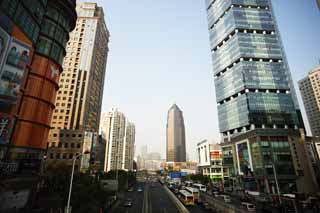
[85,0,320,160]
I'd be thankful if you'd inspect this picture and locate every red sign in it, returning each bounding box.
[210,151,222,159]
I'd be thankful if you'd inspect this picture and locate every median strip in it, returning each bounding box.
[163,185,189,213]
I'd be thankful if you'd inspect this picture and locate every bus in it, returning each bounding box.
[178,190,195,206]
[185,187,200,203]
[193,183,207,192]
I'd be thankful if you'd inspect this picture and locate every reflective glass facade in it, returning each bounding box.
[206,0,302,135]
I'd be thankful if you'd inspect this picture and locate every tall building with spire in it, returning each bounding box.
[205,0,318,193]
[166,104,186,162]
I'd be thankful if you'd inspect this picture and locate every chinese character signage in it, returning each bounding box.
[0,113,15,144]
[210,151,222,159]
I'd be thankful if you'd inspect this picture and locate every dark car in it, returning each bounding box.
[123,199,133,207]
[202,202,211,211]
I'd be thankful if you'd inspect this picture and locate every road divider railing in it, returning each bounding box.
[163,185,189,213]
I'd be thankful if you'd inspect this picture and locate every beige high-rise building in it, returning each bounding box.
[299,66,320,136]
[124,122,135,171]
[103,108,135,172]
[47,2,110,170]
[166,104,186,162]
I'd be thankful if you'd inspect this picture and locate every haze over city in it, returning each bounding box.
[92,0,320,160]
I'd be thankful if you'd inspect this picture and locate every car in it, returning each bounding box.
[127,187,134,192]
[241,202,255,212]
[213,191,220,197]
[202,202,211,211]
[222,195,231,203]
[137,187,143,192]
[123,199,133,207]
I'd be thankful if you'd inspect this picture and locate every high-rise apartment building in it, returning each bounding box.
[166,104,186,162]
[299,66,320,136]
[47,2,109,171]
[124,122,135,171]
[50,2,109,131]
[103,108,135,172]
[205,0,317,194]
[0,0,77,163]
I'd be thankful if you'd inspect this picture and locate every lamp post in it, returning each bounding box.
[66,151,90,213]
[272,162,281,204]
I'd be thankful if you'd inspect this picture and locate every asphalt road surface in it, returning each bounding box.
[111,181,181,213]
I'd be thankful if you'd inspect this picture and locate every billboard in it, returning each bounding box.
[236,140,253,175]
[0,27,10,73]
[80,131,93,172]
[210,151,222,159]
[0,37,32,109]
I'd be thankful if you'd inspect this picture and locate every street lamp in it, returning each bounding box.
[272,162,281,204]
[66,150,90,213]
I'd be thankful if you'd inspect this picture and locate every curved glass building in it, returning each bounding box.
[0,0,76,161]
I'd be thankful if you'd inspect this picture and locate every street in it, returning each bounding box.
[111,181,181,213]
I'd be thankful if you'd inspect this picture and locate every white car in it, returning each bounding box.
[241,202,255,212]
[222,195,231,203]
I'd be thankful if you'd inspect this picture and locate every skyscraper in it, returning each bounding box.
[0,0,77,162]
[205,0,317,193]
[103,108,135,172]
[50,2,109,131]
[166,104,186,162]
[299,66,320,136]
[47,2,109,170]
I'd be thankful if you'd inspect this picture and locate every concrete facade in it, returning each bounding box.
[299,66,320,136]
[103,108,135,172]
[197,140,223,183]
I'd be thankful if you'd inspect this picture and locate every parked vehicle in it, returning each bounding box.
[241,202,255,212]
[137,187,143,192]
[222,195,231,203]
[202,202,211,211]
[213,191,220,197]
[123,199,133,207]
[193,183,207,192]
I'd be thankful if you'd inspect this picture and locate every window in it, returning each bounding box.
[77,143,81,148]
[64,143,68,148]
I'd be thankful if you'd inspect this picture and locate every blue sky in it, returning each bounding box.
[86,0,320,160]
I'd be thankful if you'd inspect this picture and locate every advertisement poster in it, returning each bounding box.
[0,38,32,107]
[80,131,93,172]
[236,141,252,175]
[0,27,10,74]
[0,113,15,145]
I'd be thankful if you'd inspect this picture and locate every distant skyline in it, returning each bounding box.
[85,0,320,161]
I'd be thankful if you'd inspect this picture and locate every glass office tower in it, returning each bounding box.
[205,0,317,194]
[206,0,303,139]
